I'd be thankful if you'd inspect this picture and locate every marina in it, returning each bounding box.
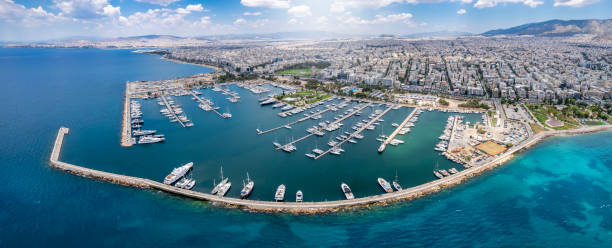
[314,104,391,159]
[50,124,612,213]
[378,107,420,153]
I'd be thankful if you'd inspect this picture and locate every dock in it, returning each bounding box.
[160,94,186,127]
[258,100,350,135]
[120,83,134,146]
[49,125,612,214]
[379,108,419,152]
[314,104,391,159]
[189,91,228,119]
[275,102,371,150]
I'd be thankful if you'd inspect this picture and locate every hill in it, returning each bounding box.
[482,19,612,40]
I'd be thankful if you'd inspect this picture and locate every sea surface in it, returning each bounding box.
[1,48,611,247]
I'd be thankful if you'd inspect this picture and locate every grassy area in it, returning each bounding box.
[279,90,330,106]
[529,122,547,134]
[492,118,497,127]
[526,104,580,129]
[277,68,319,77]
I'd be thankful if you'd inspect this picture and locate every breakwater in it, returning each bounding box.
[49,125,612,214]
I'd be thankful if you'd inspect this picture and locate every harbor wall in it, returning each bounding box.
[50,125,612,214]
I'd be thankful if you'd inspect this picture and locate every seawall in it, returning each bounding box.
[49,125,612,214]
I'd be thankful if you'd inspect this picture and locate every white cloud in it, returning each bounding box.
[0,0,64,25]
[553,0,599,7]
[53,0,123,19]
[241,0,290,8]
[234,18,247,25]
[341,12,413,25]
[457,8,467,14]
[243,11,262,16]
[474,0,543,8]
[288,18,298,24]
[176,4,205,14]
[134,0,182,6]
[316,16,328,25]
[102,5,121,17]
[288,5,312,18]
[331,0,404,13]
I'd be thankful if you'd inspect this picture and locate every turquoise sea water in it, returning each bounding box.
[1,48,611,246]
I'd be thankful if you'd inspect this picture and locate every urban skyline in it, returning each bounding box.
[1,0,611,41]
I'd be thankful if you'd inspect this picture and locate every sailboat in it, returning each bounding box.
[392,170,402,191]
[240,172,254,199]
[211,166,229,194]
[433,161,444,179]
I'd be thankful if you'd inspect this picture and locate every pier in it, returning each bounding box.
[314,104,391,159]
[120,83,134,146]
[275,102,372,150]
[379,108,419,152]
[189,91,228,119]
[258,100,350,135]
[49,125,612,214]
[160,94,186,127]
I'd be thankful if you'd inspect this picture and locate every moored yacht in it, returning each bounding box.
[377,178,393,193]
[163,162,193,185]
[275,184,286,201]
[341,183,354,200]
[296,190,303,202]
[240,173,254,199]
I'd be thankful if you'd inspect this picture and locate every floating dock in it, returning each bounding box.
[315,104,391,159]
[275,102,371,150]
[189,91,228,119]
[258,100,350,135]
[160,94,186,127]
[379,108,419,152]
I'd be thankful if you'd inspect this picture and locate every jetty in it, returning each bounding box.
[120,83,134,147]
[160,94,186,127]
[189,91,228,119]
[379,108,419,152]
[257,100,350,135]
[275,102,371,151]
[49,125,611,214]
[314,104,391,159]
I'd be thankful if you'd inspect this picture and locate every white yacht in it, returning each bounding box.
[275,184,286,201]
[163,162,193,185]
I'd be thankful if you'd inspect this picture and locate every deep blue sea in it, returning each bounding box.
[1,48,611,247]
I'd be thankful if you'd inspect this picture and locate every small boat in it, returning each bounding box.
[217,182,231,196]
[341,183,354,200]
[296,190,303,202]
[433,170,444,179]
[305,153,316,158]
[275,184,286,201]
[377,178,393,193]
[393,171,402,191]
[240,173,254,199]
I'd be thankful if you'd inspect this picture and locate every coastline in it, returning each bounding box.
[49,124,612,214]
[162,57,222,72]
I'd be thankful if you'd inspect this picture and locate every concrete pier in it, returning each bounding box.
[379,108,419,152]
[49,125,612,214]
[120,83,134,147]
[257,100,350,135]
[315,105,391,159]
[160,94,186,127]
[189,91,227,119]
[275,102,371,150]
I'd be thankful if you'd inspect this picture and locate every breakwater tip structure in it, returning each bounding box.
[49,125,612,214]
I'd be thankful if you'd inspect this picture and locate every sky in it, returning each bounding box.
[0,0,610,41]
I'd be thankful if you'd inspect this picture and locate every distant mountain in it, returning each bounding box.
[401,31,472,38]
[482,19,612,40]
